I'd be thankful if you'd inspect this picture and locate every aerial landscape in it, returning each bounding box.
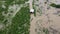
[0,0,60,34]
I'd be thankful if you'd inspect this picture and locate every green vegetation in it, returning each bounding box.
[43,28,49,34]
[11,6,30,34]
[5,0,14,5]
[0,7,30,34]
[50,3,60,8]
[0,6,30,34]
[15,0,28,4]
[37,0,39,1]
[59,15,60,16]
[33,0,36,16]
[0,0,30,34]
[38,8,42,16]
[0,13,4,21]
[34,7,36,16]
[0,6,5,21]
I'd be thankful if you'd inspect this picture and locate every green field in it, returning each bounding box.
[0,6,30,34]
[0,0,30,34]
[11,6,30,34]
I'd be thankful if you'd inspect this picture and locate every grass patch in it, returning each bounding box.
[9,6,30,34]
[15,0,29,4]
[43,28,49,34]
[33,0,36,16]
[50,3,60,8]
[12,7,30,34]
[0,13,4,21]
[34,7,36,16]
[0,0,30,34]
[0,6,30,34]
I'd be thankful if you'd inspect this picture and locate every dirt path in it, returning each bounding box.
[29,0,37,34]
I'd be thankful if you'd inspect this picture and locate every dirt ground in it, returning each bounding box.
[29,0,60,34]
[30,7,60,34]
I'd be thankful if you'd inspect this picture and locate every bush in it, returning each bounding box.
[50,3,60,8]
